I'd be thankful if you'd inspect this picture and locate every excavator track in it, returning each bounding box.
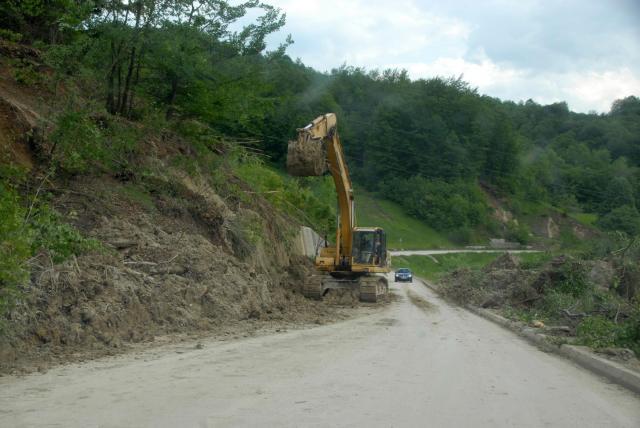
[359,275,389,303]
[302,274,324,300]
[303,274,388,303]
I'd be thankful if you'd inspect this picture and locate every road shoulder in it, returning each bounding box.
[418,277,640,396]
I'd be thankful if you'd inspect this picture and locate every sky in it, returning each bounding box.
[258,0,640,113]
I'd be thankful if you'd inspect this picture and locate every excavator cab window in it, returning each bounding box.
[353,230,386,266]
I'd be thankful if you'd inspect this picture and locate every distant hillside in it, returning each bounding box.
[356,191,452,250]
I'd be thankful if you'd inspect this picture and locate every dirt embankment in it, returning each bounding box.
[1,168,369,374]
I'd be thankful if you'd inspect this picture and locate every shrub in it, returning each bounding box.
[49,111,142,177]
[234,157,336,237]
[29,203,99,263]
[555,260,590,297]
[597,205,640,237]
[0,184,31,316]
[50,111,104,174]
[379,176,489,231]
[506,220,531,244]
[576,316,619,349]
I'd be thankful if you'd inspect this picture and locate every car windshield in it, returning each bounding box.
[397,268,410,273]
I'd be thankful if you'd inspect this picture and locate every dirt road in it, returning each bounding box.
[2,277,639,427]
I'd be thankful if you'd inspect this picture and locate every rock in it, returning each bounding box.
[588,260,614,291]
[543,325,572,335]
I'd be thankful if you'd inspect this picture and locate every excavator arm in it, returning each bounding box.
[295,113,354,268]
[287,113,389,302]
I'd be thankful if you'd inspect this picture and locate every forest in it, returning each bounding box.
[1,0,639,240]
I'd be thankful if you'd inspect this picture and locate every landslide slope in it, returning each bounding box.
[0,42,347,374]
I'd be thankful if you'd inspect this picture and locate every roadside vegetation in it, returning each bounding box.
[399,238,639,357]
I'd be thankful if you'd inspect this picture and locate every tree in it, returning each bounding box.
[597,205,640,237]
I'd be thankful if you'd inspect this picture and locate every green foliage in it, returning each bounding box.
[552,260,591,297]
[29,203,99,263]
[50,111,105,174]
[355,191,452,249]
[50,110,142,176]
[0,0,92,43]
[0,179,97,319]
[380,177,489,233]
[234,157,336,237]
[570,212,598,226]
[0,184,31,316]
[0,28,23,42]
[597,205,640,237]
[576,316,622,349]
[9,58,42,86]
[518,252,554,269]
[506,220,531,244]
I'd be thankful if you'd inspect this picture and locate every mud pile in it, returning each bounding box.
[0,172,350,374]
[440,254,537,308]
[441,254,612,310]
[286,138,326,176]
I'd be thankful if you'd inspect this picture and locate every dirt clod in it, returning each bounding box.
[286,138,326,176]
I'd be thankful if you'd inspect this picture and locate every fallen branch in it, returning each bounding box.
[561,308,587,319]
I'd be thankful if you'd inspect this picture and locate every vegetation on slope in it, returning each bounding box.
[356,191,452,249]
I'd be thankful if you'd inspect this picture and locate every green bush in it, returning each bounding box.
[10,58,42,86]
[577,316,619,348]
[0,184,31,315]
[597,205,640,237]
[555,261,590,297]
[0,28,23,42]
[50,111,142,176]
[379,177,489,231]
[234,157,336,236]
[506,220,531,244]
[29,204,99,263]
[50,111,104,174]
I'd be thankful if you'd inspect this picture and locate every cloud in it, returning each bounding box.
[262,0,640,113]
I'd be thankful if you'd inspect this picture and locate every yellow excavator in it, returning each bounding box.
[287,113,389,302]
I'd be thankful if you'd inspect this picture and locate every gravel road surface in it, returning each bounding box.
[2,276,639,427]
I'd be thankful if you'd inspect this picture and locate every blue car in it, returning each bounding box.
[394,268,413,282]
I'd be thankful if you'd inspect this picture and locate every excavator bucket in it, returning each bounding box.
[286,137,327,176]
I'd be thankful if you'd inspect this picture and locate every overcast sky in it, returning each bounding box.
[260,0,640,113]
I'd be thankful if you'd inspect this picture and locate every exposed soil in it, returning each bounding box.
[0,169,389,375]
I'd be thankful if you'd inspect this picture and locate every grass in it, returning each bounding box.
[356,191,452,250]
[393,251,553,282]
[117,183,156,211]
[393,253,499,281]
[569,212,598,226]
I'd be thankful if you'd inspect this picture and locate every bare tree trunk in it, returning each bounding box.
[116,62,123,114]
[166,77,179,119]
[120,45,137,116]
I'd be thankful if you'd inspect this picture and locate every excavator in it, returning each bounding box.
[287,113,389,302]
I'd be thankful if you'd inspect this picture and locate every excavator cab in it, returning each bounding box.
[352,228,387,267]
